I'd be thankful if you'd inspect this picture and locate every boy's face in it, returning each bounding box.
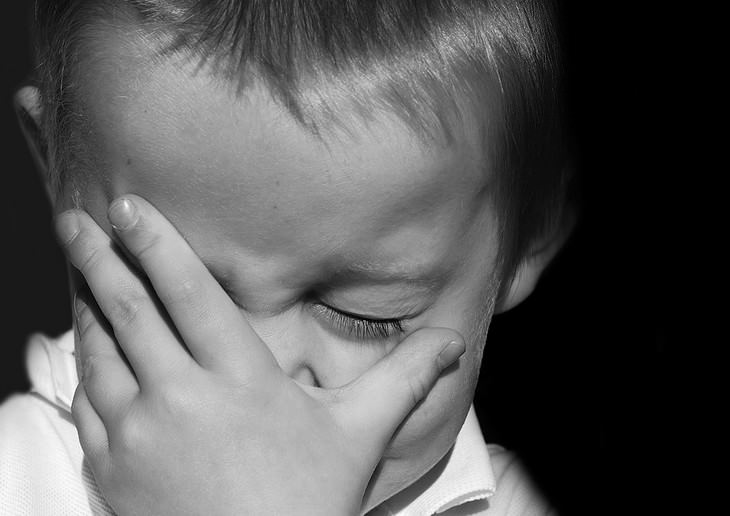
[63,30,502,511]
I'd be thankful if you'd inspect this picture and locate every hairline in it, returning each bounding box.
[34,0,572,290]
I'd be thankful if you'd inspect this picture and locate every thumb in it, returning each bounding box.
[333,328,465,456]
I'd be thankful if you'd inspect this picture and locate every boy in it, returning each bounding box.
[1,0,573,514]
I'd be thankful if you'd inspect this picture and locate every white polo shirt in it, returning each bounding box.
[0,331,554,515]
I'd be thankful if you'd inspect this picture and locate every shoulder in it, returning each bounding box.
[1,390,68,430]
[0,391,75,461]
[0,392,101,515]
[483,444,557,516]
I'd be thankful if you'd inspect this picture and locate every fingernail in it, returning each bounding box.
[437,340,466,370]
[108,198,137,231]
[55,211,79,245]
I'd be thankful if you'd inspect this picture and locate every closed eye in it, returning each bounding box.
[310,303,407,341]
[213,273,410,342]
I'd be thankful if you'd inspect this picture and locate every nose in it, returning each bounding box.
[246,314,322,387]
[244,311,380,390]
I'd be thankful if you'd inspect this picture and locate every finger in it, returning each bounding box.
[106,194,278,376]
[74,289,139,424]
[56,209,193,387]
[71,383,110,475]
[333,328,465,455]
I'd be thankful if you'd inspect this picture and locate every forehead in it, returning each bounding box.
[75,27,496,289]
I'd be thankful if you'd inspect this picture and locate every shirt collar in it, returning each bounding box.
[26,330,78,413]
[27,330,497,516]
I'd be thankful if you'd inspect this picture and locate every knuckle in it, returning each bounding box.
[132,229,163,263]
[326,385,348,406]
[159,276,205,308]
[77,237,106,275]
[108,287,150,329]
[115,408,147,455]
[406,374,429,408]
[401,354,440,407]
[80,354,113,390]
[156,378,195,415]
[80,354,98,384]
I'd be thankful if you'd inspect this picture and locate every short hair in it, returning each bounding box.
[31,0,573,290]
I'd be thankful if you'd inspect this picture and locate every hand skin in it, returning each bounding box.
[56,194,465,516]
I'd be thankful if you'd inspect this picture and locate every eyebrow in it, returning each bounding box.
[329,260,449,291]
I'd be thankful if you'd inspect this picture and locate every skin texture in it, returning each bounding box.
[34,21,533,514]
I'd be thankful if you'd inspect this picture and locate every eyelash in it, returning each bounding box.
[312,304,407,341]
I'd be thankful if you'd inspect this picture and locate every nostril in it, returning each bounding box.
[290,365,319,388]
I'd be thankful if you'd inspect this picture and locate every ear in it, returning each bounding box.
[495,213,575,313]
[14,85,53,200]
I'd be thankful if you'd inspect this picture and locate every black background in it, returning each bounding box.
[2,3,677,515]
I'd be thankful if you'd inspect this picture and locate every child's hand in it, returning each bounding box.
[55,195,465,516]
